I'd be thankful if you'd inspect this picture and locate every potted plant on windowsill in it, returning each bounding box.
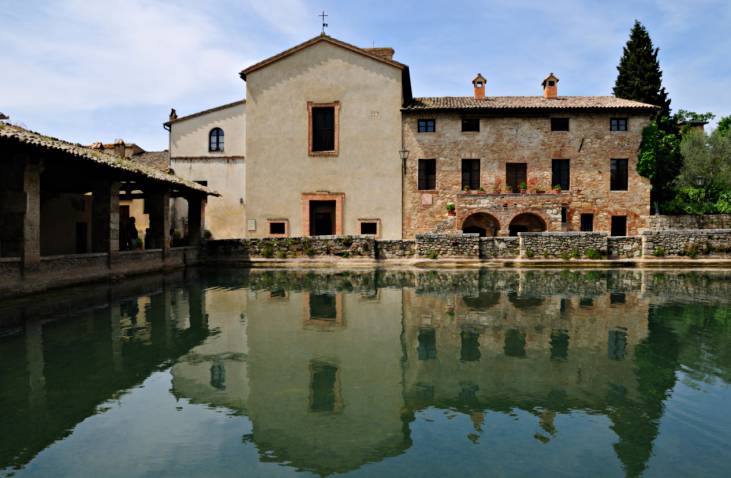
[446,202,456,216]
[519,181,527,194]
[552,184,562,194]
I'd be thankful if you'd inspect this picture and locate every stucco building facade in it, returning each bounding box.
[166,100,247,239]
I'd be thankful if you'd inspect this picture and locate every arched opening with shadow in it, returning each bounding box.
[507,291,545,309]
[462,213,500,237]
[508,213,546,236]
[463,291,501,310]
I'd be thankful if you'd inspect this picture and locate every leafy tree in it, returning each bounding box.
[614,20,672,118]
[714,115,731,139]
[664,128,731,214]
[675,109,715,125]
[637,117,681,206]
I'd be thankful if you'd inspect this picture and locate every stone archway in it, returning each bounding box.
[508,213,546,236]
[462,213,500,237]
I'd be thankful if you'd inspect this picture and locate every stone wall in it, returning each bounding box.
[376,240,415,259]
[415,233,480,258]
[479,237,520,259]
[641,229,731,257]
[402,112,652,238]
[607,236,642,258]
[646,215,731,230]
[207,236,377,259]
[520,232,607,258]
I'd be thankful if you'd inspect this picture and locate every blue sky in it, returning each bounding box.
[1,0,729,150]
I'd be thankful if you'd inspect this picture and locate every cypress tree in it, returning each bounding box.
[613,20,671,119]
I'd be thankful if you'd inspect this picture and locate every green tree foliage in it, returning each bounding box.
[663,128,731,214]
[613,20,671,119]
[637,117,681,204]
[675,109,715,125]
[714,115,731,139]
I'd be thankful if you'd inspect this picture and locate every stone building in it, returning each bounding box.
[165,100,247,239]
[164,35,656,240]
[402,74,656,237]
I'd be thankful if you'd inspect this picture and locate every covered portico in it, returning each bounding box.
[0,123,218,297]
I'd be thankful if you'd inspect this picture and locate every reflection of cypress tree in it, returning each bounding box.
[608,305,680,478]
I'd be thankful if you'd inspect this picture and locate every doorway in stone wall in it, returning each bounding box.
[310,201,336,236]
[462,213,500,237]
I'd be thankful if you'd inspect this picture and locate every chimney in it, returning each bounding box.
[114,139,126,158]
[364,47,395,61]
[542,73,559,99]
[169,108,178,122]
[472,73,487,100]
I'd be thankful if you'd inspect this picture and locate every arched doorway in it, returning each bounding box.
[462,213,500,237]
[508,213,546,236]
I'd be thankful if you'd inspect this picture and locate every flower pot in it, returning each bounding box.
[519,189,527,194]
[447,210,456,216]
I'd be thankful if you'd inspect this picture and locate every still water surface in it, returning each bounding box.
[1,268,731,477]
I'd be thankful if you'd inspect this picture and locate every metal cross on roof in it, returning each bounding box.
[319,10,328,34]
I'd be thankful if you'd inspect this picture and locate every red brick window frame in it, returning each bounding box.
[267,218,289,237]
[308,101,340,157]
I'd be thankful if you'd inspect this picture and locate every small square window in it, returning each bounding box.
[551,118,570,132]
[461,118,479,132]
[360,221,378,235]
[269,221,286,235]
[610,118,628,132]
[418,119,436,133]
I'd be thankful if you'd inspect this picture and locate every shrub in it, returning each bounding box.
[275,250,286,259]
[339,251,351,258]
[570,249,580,259]
[304,246,315,257]
[426,249,439,260]
[585,248,602,260]
[342,237,353,248]
[525,249,535,258]
[685,244,698,259]
[543,250,550,259]
[652,246,666,257]
[261,244,274,258]
[560,251,571,261]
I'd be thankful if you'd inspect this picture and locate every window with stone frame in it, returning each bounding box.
[461,159,480,190]
[359,220,379,236]
[269,221,286,235]
[610,118,628,132]
[551,118,570,132]
[418,119,436,133]
[308,102,339,155]
[418,159,437,190]
[610,159,629,191]
[506,163,527,192]
[552,159,570,190]
[461,118,480,132]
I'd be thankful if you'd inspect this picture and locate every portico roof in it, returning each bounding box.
[0,123,219,196]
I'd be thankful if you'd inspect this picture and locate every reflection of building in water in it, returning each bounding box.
[402,287,658,477]
[170,285,409,475]
[0,274,209,472]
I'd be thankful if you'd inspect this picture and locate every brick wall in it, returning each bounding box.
[403,112,652,238]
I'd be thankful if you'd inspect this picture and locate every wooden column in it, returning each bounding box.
[187,194,205,246]
[92,180,120,254]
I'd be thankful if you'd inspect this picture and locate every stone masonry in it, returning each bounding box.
[403,112,652,238]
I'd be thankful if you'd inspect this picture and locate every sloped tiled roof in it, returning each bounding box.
[404,96,658,111]
[239,34,407,79]
[130,150,170,172]
[0,123,217,196]
[165,100,245,126]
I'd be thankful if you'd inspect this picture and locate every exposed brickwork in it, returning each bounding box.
[403,112,652,238]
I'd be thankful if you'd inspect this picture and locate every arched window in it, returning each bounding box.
[209,127,224,152]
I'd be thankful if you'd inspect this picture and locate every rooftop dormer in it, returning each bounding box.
[542,73,559,99]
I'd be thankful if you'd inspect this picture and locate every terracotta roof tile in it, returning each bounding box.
[0,123,217,196]
[404,96,658,111]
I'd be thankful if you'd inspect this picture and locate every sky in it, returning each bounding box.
[1,0,729,150]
